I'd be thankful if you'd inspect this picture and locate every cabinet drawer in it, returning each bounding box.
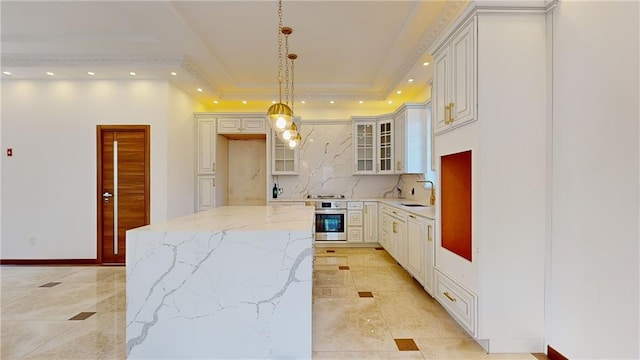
[434,269,476,336]
[348,201,363,209]
[348,227,363,242]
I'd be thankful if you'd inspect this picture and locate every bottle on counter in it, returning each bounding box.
[272,183,278,199]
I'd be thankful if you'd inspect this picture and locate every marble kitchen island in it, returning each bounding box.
[125,205,315,359]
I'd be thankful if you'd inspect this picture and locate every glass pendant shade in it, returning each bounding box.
[288,133,302,149]
[281,122,298,141]
[267,102,293,130]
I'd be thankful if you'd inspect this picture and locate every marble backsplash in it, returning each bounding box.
[273,122,431,203]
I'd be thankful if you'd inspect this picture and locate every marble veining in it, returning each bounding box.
[126,205,314,359]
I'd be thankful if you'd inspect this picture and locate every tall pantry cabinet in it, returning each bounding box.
[431,2,552,353]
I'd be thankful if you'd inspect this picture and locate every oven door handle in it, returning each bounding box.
[315,209,347,214]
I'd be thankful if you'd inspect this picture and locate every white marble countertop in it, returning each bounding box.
[129,205,316,233]
[268,198,435,219]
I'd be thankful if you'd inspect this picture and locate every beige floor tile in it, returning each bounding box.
[315,255,349,266]
[374,290,469,339]
[313,350,425,359]
[0,266,84,288]
[347,251,399,268]
[314,268,357,288]
[313,298,397,352]
[313,287,360,298]
[350,265,418,291]
[415,337,489,359]
[20,311,126,360]
[0,320,79,360]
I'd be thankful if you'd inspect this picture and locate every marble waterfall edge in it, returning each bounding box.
[125,206,315,359]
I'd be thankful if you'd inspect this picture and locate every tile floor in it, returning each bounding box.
[0,247,547,359]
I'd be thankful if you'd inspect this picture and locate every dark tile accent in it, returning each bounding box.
[358,291,373,298]
[532,353,550,360]
[394,338,419,351]
[547,346,569,360]
[326,250,336,253]
[338,266,350,270]
[69,312,96,321]
[374,247,384,250]
[39,282,61,288]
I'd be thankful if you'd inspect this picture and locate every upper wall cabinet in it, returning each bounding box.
[353,117,395,175]
[217,117,266,134]
[271,118,300,175]
[394,103,428,174]
[433,17,477,135]
[195,117,216,175]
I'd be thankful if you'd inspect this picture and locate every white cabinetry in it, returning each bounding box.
[381,205,406,264]
[406,214,425,285]
[423,218,435,296]
[217,117,266,134]
[393,103,428,174]
[363,202,378,243]
[271,122,300,175]
[196,117,216,175]
[195,116,217,212]
[433,17,477,135]
[353,117,394,174]
[430,4,548,351]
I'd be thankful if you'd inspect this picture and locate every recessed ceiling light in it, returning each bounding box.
[2,71,11,75]
[396,90,402,95]
[213,100,219,104]
[197,88,203,92]
[242,100,247,104]
[408,78,414,83]
[300,100,306,104]
[170,72,177,76]
[359,101,364,104]
[87,71,95,76]
[423,62,430,66]
[388,101,393,104]
[46,72,54,76]
[271,100,276,104]
[330,101,335,104]
[129,72,136,76]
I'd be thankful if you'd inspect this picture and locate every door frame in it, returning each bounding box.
[96,125,151,264]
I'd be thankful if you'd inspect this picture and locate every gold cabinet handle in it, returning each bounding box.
[212,162,216,172]
[444,291,457,302]
[448,102,455,124]
[444,104,451,124]
[212,178,216,187]
[428,225,433,241]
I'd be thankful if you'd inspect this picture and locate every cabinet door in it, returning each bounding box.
[391,217,406,265]
[217,118,241,133]
[242,118,266,133]
[348,210,363,227]
[424,218,435,296]
[272,135,299,175]
[348,227,363,242]
[377,119,394,174]
[196,176,215,212]
[393,112,406,173]
[354,122,376,174]
[196,118,216,174]
[433,47,451,135]
[379,212,391,251]
[450,19,476,127]
[363,202,378,243]
[406,215,425,284]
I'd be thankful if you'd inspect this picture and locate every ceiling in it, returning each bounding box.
[1,1,469,113]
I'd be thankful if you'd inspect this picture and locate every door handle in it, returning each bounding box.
[102,192,113,203]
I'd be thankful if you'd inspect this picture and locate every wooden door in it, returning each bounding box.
[97,125,150,265]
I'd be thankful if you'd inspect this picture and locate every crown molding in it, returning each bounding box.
[381,0,470,98]
[1,54,184,68]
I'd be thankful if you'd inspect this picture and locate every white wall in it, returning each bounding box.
[549,1,639,358]
[1,80,202,259]
[167,84,206,219]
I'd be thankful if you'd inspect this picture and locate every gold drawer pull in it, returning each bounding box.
[444,291,457,302]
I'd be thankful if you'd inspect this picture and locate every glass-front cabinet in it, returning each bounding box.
[354,122,375,174]
[353,117,394,175]
[271,118,300,175]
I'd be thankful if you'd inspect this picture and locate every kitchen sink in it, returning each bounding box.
[399,202,428,207]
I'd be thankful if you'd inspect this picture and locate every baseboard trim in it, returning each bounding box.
[0,259,99,265]
[548,345,569,360]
